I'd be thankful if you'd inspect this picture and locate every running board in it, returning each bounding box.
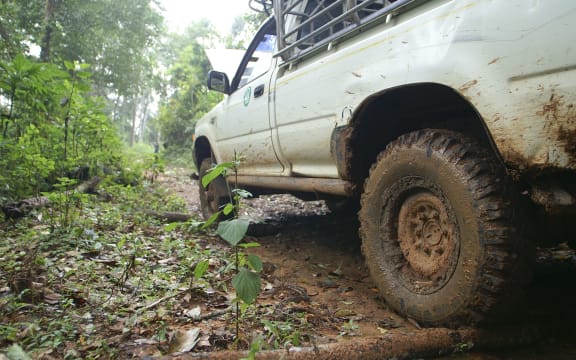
[231,175,351,196]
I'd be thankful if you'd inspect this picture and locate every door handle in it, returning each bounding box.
[254,84,265,98]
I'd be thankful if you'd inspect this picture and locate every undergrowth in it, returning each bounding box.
[0,168,315,359]
[0,179,195,358]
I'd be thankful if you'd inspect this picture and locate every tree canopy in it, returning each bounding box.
[153,20,223,158]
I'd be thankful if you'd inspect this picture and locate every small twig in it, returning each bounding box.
[193,306,233,322]
[138,289,188,313]
[235,247,240,342]
[144,211,192,222]
[139,290,232,319]
[89,254,137,309]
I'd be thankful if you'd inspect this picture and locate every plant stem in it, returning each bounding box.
[235,246,240,345]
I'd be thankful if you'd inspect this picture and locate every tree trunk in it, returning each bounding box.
[63,115,69,159]
[0,18,15,59]
[130,99,138,146]
[139,96,150,144]
[40,0,56,62]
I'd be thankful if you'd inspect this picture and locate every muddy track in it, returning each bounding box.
[163,168,576,359]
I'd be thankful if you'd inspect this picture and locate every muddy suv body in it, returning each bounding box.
[193,0,576,326]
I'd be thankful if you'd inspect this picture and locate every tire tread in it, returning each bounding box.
[359,129,533,326]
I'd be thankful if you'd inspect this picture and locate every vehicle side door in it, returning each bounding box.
[211,17,284,175]
[271,0,347,178]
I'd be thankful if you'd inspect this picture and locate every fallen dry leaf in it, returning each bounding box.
[168,328,201,353]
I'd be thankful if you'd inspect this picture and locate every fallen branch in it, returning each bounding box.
[1,176,101,220]
[1,197,50,220]
[165,326,541,360]
[193,307,233,322]
[137,290,232,325]
[144,211,193,223]
[138,289,188,313]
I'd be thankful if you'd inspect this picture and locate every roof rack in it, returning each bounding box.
[249,0,274,15]
[273,0,425,63]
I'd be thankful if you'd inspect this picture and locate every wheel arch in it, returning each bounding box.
[339,82,503,192]
[193,135,214,169]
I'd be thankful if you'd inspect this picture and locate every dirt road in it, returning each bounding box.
[164,168,576,359]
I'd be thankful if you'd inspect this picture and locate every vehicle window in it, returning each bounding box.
[238,33,277,88]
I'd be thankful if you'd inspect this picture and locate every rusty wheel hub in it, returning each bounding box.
[397,192,459,293]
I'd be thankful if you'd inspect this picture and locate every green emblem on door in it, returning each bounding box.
[243,86,252,107]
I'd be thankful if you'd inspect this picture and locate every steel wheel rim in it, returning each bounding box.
[395,190,460,294]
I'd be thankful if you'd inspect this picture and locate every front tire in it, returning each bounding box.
[198,158,230,220]
[359,129,532,326]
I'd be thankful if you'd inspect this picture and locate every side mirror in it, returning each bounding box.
[207,70,230,94]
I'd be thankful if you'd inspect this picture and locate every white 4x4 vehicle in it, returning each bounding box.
[194,0,576,327]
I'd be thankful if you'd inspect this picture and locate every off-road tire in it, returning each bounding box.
[198,158,230,220]
[359,129,533,327]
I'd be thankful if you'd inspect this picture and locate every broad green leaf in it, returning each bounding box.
[6,343,32,360]
[201,162,236,188]
[217,219,249,246]
[117,236,126,250]
[232,268,261,304]
[77,71,92,79]
[201,165,226,188]
[239,301,250,315]
[247,254,263,272]
[163,222,179,232]
[201,211,221,229]
[222,203,235,216]
[194,259,209,280]
[232,188,252,199]
[64,61,75,71]
[238,242,261,249]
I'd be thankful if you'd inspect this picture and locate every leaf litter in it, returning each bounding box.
[3,167,574,358]
[0,168,410,359]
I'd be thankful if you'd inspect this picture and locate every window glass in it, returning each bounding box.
[238,34,277,88]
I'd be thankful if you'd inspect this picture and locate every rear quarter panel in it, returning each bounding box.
[273,0,576,174]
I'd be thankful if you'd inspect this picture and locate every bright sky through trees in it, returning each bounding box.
[160,0,253,33]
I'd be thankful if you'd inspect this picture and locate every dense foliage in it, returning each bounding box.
[0,55,123,201]
[0,0,165,201]
[154,13,266,163]
[0,0,265,200]
[153,20,223,163]
[0,0,164,144]
[0,173,204,358]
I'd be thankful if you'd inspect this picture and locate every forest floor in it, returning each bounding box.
[1,167,576,359]
[142,168,576,359]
